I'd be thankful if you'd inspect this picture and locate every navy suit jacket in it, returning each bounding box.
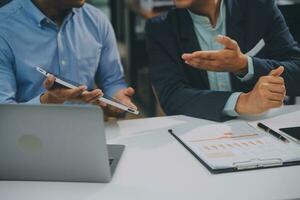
[145,0,300,122]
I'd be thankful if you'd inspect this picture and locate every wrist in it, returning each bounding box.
[235,92,250,115]
[236,54,248,75]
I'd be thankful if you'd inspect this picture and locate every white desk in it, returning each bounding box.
[1,106,300,200]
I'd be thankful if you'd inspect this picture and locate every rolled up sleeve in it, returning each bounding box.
[94,14,127,97]
[0,36,17,103]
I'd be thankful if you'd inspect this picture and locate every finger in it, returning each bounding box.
[266,91,285,101]
[114,94,137,110]
[81,89,103,102]
[268,66,285,77]
[69,85,87,98]
[266,100,283,109]
[99,101,107,107]
[192,50,223,60]
[186,59,222,71]
[87,96,101,104]
[123,99,138,110]
[182,53,194,61]
[124,87,135,96]
[267,83,286,94]
[44,75,56,90]
[86,93,103,104]
[216,35,238,50]
[59,86,86,99]
[93,99,107,107]
[262,76,285,85]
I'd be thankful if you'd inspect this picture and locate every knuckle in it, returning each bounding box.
[259,76,267,83]
[231,40,238,46]
[258,89,264,97]
[261,101,268,109]
[278,77,284,84]
[260,83,268,90]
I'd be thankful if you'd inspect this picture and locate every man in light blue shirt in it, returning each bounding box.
[0,0,136,113]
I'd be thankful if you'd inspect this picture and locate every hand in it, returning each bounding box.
[40,74,105,106]
[236,67,286,115]
[182,35,248,75]
[103,87,137,116]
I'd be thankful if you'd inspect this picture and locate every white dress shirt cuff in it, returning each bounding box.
[223,92,242,117]
[236,56,254,82]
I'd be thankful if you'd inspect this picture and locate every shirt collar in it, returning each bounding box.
[18,0,46,26]
[18,0,75,27]
[188,0,225,30]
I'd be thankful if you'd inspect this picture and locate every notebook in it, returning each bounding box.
[169,122,300,174]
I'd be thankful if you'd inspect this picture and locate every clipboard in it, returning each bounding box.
[168,123,300,174]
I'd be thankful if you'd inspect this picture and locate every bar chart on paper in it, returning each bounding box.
[175,122,300,170]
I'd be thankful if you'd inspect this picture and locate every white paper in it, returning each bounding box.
[117,117,185,135]
[177,122,300,169]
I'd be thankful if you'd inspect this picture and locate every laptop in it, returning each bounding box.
[0,104,125,183]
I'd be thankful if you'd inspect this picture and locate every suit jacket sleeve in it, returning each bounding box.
[145,19,234,122]
[246,0,300,96]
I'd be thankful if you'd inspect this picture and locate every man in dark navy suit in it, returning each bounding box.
[146,0,300,122]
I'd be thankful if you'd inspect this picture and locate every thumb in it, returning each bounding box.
[124,87,135,96]
[44,74,55,90]
[216,35,238,50]
[268,66,284,77]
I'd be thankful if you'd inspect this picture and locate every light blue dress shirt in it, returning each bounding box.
[188,0,254,117]
[0,0,127,104]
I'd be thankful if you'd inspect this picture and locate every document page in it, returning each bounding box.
[177,122,300,170]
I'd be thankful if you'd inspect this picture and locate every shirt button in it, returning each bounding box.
[61,60,66,66]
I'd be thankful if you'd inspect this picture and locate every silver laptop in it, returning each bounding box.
[0,104,125,183]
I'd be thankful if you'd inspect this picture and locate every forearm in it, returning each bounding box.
[156,85,234,122]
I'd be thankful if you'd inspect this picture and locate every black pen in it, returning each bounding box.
[257,122,289,143]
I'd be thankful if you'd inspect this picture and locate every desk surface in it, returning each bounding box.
[1,106,300,200]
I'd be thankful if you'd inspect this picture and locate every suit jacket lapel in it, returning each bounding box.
[225,0,247,91]
[175,9,210,87]
[225,0,246,52]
